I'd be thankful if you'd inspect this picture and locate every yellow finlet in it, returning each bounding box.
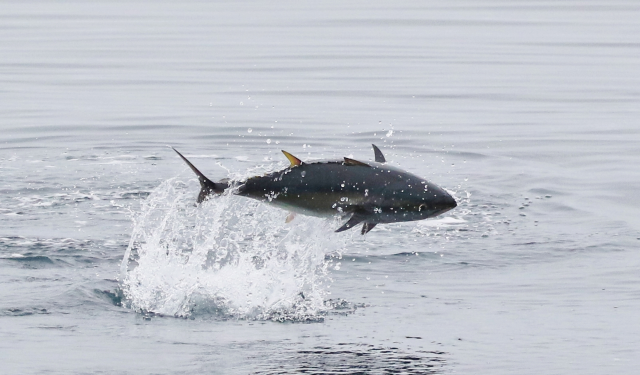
[282,150,302,167]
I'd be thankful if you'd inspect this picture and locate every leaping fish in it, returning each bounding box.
[172,145,457,234]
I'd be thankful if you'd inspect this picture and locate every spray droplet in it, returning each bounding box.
[247,128,252,133]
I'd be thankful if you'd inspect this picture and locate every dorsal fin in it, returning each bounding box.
[343,157,370,167]
[281,150,302,166]
[372,144,386,163]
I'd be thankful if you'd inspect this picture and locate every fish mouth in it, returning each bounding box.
[416,194,457,217]
[437,194,457,215]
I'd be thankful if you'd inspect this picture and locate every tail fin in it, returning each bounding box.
[172,147,225,203]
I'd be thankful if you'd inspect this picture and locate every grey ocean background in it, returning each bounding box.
[2,1,639,374]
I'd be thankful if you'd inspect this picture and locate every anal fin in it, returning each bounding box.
[361,222,377,235]
[335,213,365,233]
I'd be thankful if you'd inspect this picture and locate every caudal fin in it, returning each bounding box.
[172,147,225,203]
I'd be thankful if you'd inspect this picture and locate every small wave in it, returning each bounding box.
[1,254,56,268]
[7,187,153,213]
[0,237,122,266]
[94,289,124,307]
[2,307,50,317]
[415,216,467,228]
[3,255,54,263]
[252,343,446,374]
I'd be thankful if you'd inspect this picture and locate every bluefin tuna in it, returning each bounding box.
[172,145,456,234]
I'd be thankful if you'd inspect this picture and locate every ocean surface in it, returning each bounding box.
[2,1,639,374]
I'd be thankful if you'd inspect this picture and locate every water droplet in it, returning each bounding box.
[247,128,252,133]
[266,139,271,144]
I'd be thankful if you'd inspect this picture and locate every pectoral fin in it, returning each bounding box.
[285,212,296,223]
[335,210,378,235]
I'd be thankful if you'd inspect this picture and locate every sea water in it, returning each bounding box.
[1,1,639,374]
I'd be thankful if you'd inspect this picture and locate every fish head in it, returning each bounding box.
[373,167,457,222]
[413,180,457,218]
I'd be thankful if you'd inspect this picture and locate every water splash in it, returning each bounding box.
[120,177,338,321]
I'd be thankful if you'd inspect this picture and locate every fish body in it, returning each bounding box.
[173,145,456,234]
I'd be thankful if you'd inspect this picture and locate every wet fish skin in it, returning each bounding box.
[172,145,457,234]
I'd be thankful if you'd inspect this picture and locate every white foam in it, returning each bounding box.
[416,216,467,228]
[120,177,337,320]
